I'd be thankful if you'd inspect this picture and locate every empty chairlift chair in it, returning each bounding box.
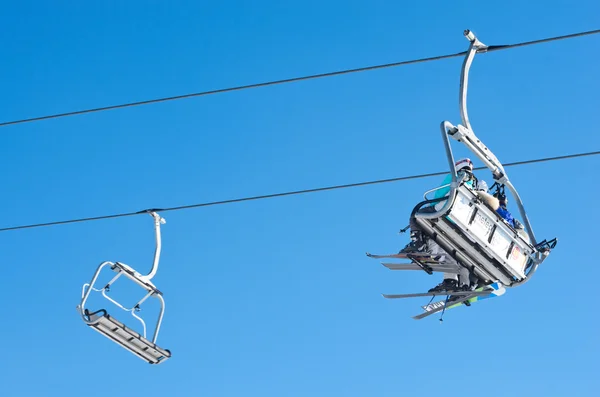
[76,211,172,364]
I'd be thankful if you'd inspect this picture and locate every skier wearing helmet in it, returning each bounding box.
[399,158,495,294]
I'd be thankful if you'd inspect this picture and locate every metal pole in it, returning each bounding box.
[146,211,166,280]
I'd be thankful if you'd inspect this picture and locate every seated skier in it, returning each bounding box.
[476,186,528,238]
[492,191,529,241]
[399,158,495,293]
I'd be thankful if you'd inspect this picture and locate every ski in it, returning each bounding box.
[366,252,439,261]
[421,283,506,312]
[412,293,476,320]
[382,262,460,273]
[382,290,492,299]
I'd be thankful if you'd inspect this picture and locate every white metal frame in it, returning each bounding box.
[76,211,171,364]
[413,30,555,287]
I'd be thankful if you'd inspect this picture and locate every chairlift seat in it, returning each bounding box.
[85,309,171,364]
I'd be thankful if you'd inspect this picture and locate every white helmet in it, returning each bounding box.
[455,158,473,173]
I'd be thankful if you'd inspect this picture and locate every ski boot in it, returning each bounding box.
[428,278,458,293]
[448,284,472,306]
[399,230,430,254]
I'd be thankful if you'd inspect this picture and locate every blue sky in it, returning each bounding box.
[1,1,598,396]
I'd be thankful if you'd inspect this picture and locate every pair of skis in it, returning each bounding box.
[416,283,506,319]
[383,284,504,320]
[366,251,448,275]
[366,251,506,320]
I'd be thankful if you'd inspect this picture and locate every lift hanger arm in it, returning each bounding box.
[447,30,537,245]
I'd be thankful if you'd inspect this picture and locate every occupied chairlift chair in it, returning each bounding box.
[76,211,172,364]
[409,30,557,290]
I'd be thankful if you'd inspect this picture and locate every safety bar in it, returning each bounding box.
[415,119,477,220]
[423,183,451,200]
[412,185,463,222]
[413,121,469,221]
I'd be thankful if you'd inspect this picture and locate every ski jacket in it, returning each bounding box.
[496,206,515,228]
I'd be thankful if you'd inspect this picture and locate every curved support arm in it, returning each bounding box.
[145,212,166,280]
[460,30,488,132]
[441,121,459,184]
[413,121,466,220]
[502,180,537,246]
[152,294,166,344]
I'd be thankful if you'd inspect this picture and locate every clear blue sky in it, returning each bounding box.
[1,1,598,396]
